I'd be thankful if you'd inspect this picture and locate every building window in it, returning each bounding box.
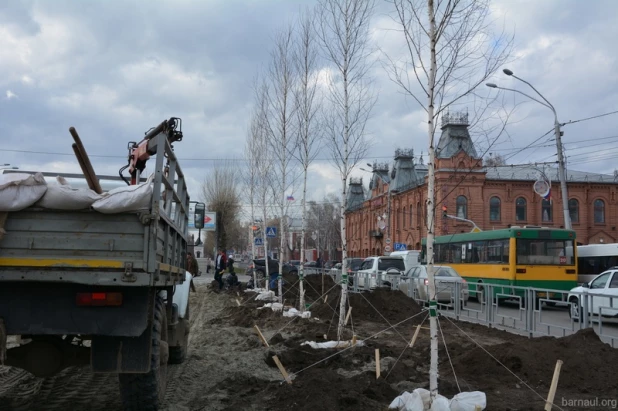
[568,199,579,223]
[594,199,605,223]
[402,204,406,228]
[542,199,552,222]
[456,196,467,219]
[417,202,422,228]
[489,196,501,221]
[409,205,413,228]
[516,197,527,221]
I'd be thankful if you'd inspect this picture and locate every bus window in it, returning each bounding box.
[516,239,574,265]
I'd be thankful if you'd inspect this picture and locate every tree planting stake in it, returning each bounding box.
[375,349,381,379]
[272,355,292,384]
[544,359,563,410]
[253,325,270,347]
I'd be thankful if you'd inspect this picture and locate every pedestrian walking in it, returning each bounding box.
[214,248,227,290]
[186,252,199,277]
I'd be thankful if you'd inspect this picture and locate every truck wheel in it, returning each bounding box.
[119,296,168,410]
[169,304,190,364]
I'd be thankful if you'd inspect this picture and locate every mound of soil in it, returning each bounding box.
[450,327,618,395]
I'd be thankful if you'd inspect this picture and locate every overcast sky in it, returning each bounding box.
[2,0,617,220]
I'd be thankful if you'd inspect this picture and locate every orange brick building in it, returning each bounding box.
[345,113,618,257]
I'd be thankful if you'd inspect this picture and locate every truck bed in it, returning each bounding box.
[0,206,185,287]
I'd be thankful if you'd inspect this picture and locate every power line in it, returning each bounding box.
[562,110,618,126]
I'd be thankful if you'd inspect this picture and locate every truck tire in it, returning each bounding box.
[119,296,168,410]
[169,304,190,364]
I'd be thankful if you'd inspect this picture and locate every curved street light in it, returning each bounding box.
[486,69,571,229]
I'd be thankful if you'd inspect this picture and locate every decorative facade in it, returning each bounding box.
[345,113,618,257]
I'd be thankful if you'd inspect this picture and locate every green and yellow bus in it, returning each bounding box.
[421,227,578,302]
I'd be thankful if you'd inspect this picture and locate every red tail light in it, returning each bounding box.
[76,292,123,307]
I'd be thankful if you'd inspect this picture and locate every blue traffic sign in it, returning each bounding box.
[394,242,407,251]
[254,238,264,246]
[266,226,277,238]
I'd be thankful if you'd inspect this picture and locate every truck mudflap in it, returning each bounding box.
[0,317,6,365]
[91,328,152,373]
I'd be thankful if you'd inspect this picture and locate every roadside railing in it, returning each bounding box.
[344,273,618,347]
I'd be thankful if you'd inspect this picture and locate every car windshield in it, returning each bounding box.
[378,258,405,271]
[434,266,459,277]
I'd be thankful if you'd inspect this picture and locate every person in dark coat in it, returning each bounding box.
[214,248,227,290]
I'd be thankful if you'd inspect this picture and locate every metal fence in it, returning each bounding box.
[342,271,618,348]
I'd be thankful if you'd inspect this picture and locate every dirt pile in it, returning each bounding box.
[451,327,618,395]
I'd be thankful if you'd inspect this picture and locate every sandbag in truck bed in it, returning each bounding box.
[0,172,48,212]
[92,174,154,213]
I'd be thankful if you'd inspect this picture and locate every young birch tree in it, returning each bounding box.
[252,80,275,290]
[244,114,262,289]
[264,25,298,302]
[317,0,376,341]
[385,0,513,400]
[292,8,323,312]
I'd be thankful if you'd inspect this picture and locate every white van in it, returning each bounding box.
[389,250,421,272]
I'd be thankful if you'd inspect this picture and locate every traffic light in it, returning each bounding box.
[442,205,448,218]
[194,203,206,229]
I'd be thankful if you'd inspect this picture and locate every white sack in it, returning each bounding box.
[36,176,103,210]
[449,391,486,411]
[0,173,47,212]
[429,395,450,411]
[92,174,153,214]
[283,308,312,318]
[388,391,424,411]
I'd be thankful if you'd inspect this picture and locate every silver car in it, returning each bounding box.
[400,265,469,305]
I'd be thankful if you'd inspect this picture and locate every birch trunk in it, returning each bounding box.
[299,173,307,312]
[426,0,439,400]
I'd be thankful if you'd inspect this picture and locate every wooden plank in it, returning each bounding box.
[344,306,353,326]
[272,355,292,385]
[253,325,269,347]
[409,324,422,348]
[375,349,381,379]
[544,359,563,411]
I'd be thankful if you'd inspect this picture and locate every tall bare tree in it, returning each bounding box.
[292,7,323,312]
[317,0,376,341]
[386,0,513,400]
[264,25,299,303]
[201,161,241,252]
[244,105,263,288]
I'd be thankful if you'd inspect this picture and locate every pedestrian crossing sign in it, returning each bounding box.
[266,226,277,238]
[254,238,264,246]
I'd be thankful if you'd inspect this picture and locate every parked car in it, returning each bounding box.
[356,256,406,289]
[288,260,301,267]
[248,259,298,278]
[330,258,364,285]
[568,268,618,320]
[400,265,469,305]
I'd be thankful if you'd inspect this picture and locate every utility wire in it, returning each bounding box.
[562,110,618,126]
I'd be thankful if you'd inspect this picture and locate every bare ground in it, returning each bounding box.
[1,276,617,411]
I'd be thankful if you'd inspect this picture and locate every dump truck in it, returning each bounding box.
[0,118,199,410]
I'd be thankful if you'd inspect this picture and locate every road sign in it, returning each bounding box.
[266,226,277,238]
[385,238,391,245]
[470,227,482,233]
[384,245,391,252]
[254,238,264,246]
[394,242,407,251]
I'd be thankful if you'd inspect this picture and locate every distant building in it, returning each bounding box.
[346,112,618,257]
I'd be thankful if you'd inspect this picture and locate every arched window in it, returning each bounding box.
[409,204,413,228]
[542,199,552,222]
[594,199,605,223]
[456,196,467,219]
[568,199,579,223]
[402,204,406,228]
[489,196,501,221]
[515,197,527,221]
[417,202,422,228]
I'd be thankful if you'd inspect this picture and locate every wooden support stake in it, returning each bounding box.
[272,355,292,384]
[375,349,381,379]
[235,298,241,306]
[351,335,357,347]
[474,406,482,411]
[409,324,422,348]
[544,359,563,411]
[324,295,328,304]
[253,325,270,347]
[344,306,353,326]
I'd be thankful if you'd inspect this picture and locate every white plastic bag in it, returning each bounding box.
[449,391,486,411]
[92,174,154,214]
[0,172,48,212]
[36,176,103,210]
[388,391,425,411]
[429,394,450,411]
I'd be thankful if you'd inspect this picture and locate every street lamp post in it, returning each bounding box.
[486,69,571,230]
